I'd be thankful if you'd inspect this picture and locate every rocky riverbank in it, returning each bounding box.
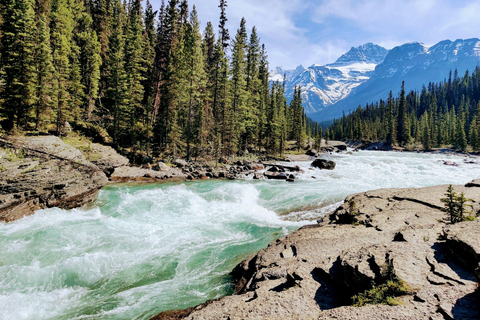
[152,182,480,320]
[0,135,319,222]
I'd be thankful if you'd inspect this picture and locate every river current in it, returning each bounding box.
[1,151,479,319]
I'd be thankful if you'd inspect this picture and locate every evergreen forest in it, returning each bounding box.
[328,68,480,152]
[0,0,312,161]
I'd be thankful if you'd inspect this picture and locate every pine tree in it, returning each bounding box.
[386,91,396,145]
[230,18,248,153]
[420,111,431,151]
[50,0,75,135]
[185,5,208,159]
[0,0,38,130]
[455,115,467,151]
[104,0,128,146]
[124,0,146,146]
[72,1,102,121]
[397,81,410,145]
[141,0,157,155]
[34,14,55,131]
[218,0,229,50]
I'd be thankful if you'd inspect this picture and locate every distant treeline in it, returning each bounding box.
[328,68,480,151]
[0,0,313,159]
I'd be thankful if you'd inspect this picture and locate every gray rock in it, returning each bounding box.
[311,158,336,170]
[157,162,170,172]
[89,144,129,168]
[154,182,480,319]
[174,159,188,168]
[0,136,108,222]
[263,171,288,180]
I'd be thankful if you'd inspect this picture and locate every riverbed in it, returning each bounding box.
[1,151,479,320]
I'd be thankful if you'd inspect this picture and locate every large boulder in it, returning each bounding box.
[157,162,170,172]
[306,149,318,156]
[263,171,288,180]
[174,159,188,168]
[0,136,108,222]
[311,158,336,170]
[88,143,129,176]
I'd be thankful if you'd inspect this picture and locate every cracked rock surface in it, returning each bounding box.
[0,136,108,222]
[153,182,480,320]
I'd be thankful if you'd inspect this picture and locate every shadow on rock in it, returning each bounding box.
[452,292,480,319]
[311,267,344,310]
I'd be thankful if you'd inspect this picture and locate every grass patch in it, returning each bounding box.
[352,279,412,307]
[352,259,413,307]
[4,148,24,162]
[62,135,102,162]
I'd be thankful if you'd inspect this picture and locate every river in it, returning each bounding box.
[1,151,479,320]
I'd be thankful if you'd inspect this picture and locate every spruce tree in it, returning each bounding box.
[397,81,410,145]
[0,0,38,130]
[34,14,55,131]
[104,0,128,146]
[50,0,75,135]
[72,1,102,121]
[185,5,208,159]
[124,0,146,145]
[218,0,229,50]
[141,0,157,155]
[230,18,248,153]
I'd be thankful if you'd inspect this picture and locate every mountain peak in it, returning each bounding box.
[332,43,388,66]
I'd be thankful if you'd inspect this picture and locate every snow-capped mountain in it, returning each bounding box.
[270,43,389,114]
[310,38,480,122]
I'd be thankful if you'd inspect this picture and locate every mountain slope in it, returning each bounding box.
[311,38,480,122]
[270,43,388,114]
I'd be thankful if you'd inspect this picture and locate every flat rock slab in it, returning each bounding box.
[0,136,107,222]
[110,166,186,183]
[152,181,480,320]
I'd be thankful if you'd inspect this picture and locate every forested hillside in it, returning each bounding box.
[0,0,311,160]
[328,68,480,152]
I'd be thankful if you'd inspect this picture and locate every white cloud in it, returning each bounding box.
[311,0,480,48]
[149,0,480,70]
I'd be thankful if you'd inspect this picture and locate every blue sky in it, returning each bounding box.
[149,0,480,69]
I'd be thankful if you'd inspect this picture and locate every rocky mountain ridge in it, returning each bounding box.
[271,43,388,114]
[274,39,480,122]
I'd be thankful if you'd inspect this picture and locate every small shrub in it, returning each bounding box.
[352,280,412,307]
[352,259,413,307]
[334,198,361,224]
[440,185,475,223]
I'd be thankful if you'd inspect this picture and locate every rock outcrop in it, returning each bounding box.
[153,182,480,320]
[109,165,186,183]
[0,136,108,222]
[311,158,336,170]
[88,143,129,177]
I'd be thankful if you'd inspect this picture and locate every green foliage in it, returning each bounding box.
[441,185,476,223]
[0,0,314,159]
[329,68,480,153]
[352,261,412,307]
[0,0,38,130]
[5,148,24,161]
[352,280,412,307]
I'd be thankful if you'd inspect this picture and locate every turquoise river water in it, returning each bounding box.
[1,151,480,319]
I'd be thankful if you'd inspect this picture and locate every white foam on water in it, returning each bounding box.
[1,150,479,319]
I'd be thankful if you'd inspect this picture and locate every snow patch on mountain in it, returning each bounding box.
[270,43,388,114]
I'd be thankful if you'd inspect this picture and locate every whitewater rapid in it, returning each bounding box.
[1,151,479,320]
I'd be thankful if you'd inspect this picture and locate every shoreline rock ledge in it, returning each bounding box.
[0,136,108,222]
[152,181,480,320]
